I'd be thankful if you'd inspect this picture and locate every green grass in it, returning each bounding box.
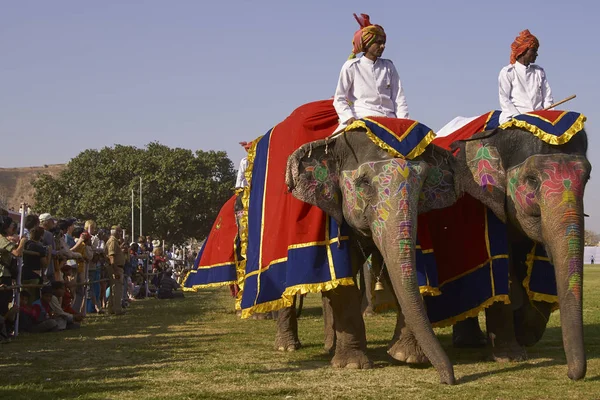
[1,267,599,400]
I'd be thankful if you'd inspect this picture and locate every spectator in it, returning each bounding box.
[59,219,77,249]
[23,214,40,240]
[105,226,125,315]
[39,213,58,282]
[7,291,59,333]
[0,215,26,316]
[22,226,49,302]
[50,281,81,330]
[71,228,92,313]
[157,268,184,299]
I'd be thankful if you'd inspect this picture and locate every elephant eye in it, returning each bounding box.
[525,175,539,189]
[354,175,371,188]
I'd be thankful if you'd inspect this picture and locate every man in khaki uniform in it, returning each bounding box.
[105,225,125,315]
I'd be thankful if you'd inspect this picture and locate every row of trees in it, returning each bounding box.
[32,142,236,244]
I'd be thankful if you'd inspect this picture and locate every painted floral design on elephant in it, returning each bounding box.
[302,157,339,202]
[466,142,505,193]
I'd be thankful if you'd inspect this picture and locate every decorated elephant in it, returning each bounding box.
[450,119,590,380]
[286,126,459,384]
[286,111,590,382]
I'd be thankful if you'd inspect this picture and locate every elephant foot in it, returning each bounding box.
[331,349,372,369]
[388,334,429,364]
[275,336,302,352]
[452,317,487,348]
[490,338,527,362]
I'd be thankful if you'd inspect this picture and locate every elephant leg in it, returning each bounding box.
[322,293,336,354]
[387,308,429,364]
[274,297,301,352]
[452,317,487,348]
[514,300,553,347]
[327,285,372,369]
[485,301,527,362]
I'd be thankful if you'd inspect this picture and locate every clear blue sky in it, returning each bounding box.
[2,1,599,229]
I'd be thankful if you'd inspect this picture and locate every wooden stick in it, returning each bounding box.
[542,94,576,111]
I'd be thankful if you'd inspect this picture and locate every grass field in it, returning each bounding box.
[1,267,599,400]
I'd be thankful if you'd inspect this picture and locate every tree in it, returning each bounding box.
[585,230,600,246]
[32,142,236,244]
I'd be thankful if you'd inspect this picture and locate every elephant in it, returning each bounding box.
[450,126,590,380]
[285,124,591,383]
[286,129,459,384]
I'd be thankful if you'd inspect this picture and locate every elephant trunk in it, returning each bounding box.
[542,204,586,380]
[377,187,455,384]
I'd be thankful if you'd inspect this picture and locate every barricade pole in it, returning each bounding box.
[14,203,27,337]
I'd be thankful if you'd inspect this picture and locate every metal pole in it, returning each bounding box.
[139,177,142,238]
[14,203,27,337]
[131,188,135,242]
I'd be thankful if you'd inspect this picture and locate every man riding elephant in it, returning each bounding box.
[333,13,410,130]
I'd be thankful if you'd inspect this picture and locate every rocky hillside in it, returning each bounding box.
[0,164,66,211]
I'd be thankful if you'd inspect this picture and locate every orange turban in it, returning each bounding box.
[510,29,539,64]
[349,13,386,59]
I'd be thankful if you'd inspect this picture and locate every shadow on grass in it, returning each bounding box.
[0,291,222,400]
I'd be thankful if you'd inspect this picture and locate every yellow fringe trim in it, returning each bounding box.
[240,277,356,319]
[282,277,355,297]
[344,119,435,160]
[432,294,510,328]
[420,286,442,296]
[241,297,291,319]
[182,281,237,292]
[236,135,264,311]
[499,113,586,146]
[523,244,559,305]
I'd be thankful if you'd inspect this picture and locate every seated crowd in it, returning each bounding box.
[0,208,194,342]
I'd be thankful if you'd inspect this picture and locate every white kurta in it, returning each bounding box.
[498,62,554,124]
[333,56,410,127]
[235,157,248,188]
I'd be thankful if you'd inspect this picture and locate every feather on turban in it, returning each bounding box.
[349,14,386,60]
[510,29,539,64]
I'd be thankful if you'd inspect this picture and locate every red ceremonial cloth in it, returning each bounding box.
[198,195,238,268]
[416,114,496,284]
[258,100,340,267]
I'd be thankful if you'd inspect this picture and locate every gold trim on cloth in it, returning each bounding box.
[499,113,586,145]
[343,119,436,160]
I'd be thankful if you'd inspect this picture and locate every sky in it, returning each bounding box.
[2,0,599,229]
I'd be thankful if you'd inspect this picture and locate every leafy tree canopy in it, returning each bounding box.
[32,142,236,245]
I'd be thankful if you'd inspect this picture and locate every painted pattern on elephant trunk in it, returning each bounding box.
[540,160,586,300]
[371,159,423,286]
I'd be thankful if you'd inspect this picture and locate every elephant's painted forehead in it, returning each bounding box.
[342,158,424,176]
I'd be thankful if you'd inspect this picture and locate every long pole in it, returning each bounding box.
[131,189,135,242]
[14,203,27,337]
[542,94,576,111]
[139,177,143,238]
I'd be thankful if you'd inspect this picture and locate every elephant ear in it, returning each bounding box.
[286,138,343,224]
[452,129,508,222]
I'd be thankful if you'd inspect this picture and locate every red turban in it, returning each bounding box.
[239,141,252,151]
[349,13,386,59]
[510,29,539,64]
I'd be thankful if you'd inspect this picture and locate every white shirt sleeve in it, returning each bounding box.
[540,68,554,108]
[235,157,248,188]
[390,62,409,119]
[333,62,357,123]
[498,67,521,118]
